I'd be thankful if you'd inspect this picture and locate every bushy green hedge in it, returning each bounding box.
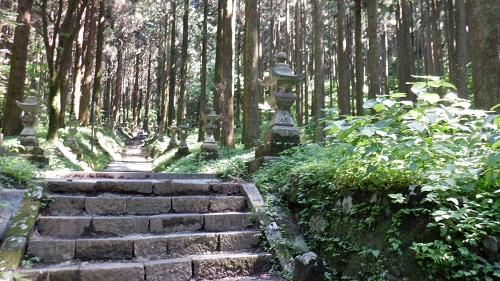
[0,156,38,188]
[252,78,500,280]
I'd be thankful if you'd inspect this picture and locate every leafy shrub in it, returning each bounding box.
[0,156,38,188]
[252,77,500,280]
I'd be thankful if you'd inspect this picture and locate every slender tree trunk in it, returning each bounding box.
[397,0,415,101]
[167,2,177,127]
[2,0,34,136]
[295,0,303,126]
[367,0,381,102]
[198,0,209,141]
[113,45,123,126]
[469,0,500,112]
[455,0,468,99]
[71,22,84,119]
[312,0,325,142]
[177,0,189,126]
[243,0,261,149]
[132,52,141,128]
[144,52,152,131]
[445,0,456,84]
[79,0,97,126]
[92,0,105,123]
[337,0,350,115]
[430,0,442,76]
[220,0,235,147]
[354,0,364,116]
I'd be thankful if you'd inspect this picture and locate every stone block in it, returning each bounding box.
[293,252,325,281]
[92,216,149,236]
[47,179,95,193]
[134,236,169,259]
[128,197,171,215]
[27,238,75,263]
[75,238,133,260]
[219,231,261,252]
[210,196,246,212]
[154,180,210,196]
[168,233,218,255]
[144,258,192,281]
[210,182,242,195]
[22,265,80,281]
[172,196,209,213]
[37,216,91,238]
[45,195,85,215]
[80,262,144,281]
[192,253,273,279]
[94,180,153,194]
[150,214,203,233]
[204,213,252,232]
[85,197,127,215]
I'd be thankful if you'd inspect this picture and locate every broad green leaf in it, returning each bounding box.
[363,99,378,109]
[382,99,396,108]
[408,121,426,133]
[409,162,418,171]
[373,103,387,112]
[486,153,500,166]
[411,82,428,94]
[425,111,438,123]
[446,198,459,206]
[374,120,393,128]
[421,185,435,192]
[361,127,375,137]
[422,93,441,104]
[493,140,500,150]
[366,165,377,173]
[391,93,407,98]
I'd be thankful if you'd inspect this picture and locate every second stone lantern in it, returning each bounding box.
[249,52,305,172]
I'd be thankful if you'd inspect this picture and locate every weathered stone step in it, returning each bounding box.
[27,231,262,263]
[21,253,273,281]
[45,179,242,196]
[44,194,247,215]
[37,213,254,238]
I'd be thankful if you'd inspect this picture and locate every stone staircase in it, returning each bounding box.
[21,177,277,281]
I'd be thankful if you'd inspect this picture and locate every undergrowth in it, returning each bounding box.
[252,77,500,280]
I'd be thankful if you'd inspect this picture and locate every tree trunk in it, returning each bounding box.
[469,0,500,112]
[79,0,97,126]
[92,0,105,123]
[220,0,235,147]
[2,0,34,136]
[367,0,381,102]
[294,0,303,126]
[454,0,468,99]
[337,0,350,115]
[132,52,141,128]
[312,0,325,142]
[144,52,152,131]
[354,0,364,116]
[243,0,261,149]
[113,45,123,125]
[177,0,189,126]
[71,21,84,119]
[198,0,209,142]
[167,2,177,127]
[397,0,415,101]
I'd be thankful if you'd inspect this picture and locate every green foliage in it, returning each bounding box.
[252,77,500,280]
[0,156,38,188]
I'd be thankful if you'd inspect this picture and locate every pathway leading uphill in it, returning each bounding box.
[20,138,282,280]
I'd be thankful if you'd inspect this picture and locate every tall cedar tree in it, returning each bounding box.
[197,0,209,142]
[354,0,364,116]
[43,0,88,141]
[167,2,177,127]
[79,0,97,126]
[243,0,260,149]
[2,0,34,136]
[312,0,325,142]
[367,0,381,101]
[337,0,350,115]
[177,0,189,125]
[92,0,106,124]
[469,0,500,112]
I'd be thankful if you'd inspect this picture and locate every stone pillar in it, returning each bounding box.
[248,52,304,173]
[167,123,177,150]
[16,91,48,165]
[64,117,83,159]
[175,120,190,158]
[201,101,220,160]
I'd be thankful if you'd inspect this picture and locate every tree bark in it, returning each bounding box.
[337,0,350,115]
[92,0,105,123]
[312,0,325,142]
[220,0,235,147]
[367,0,381,102]
[354,0,364,116]
[2,0,34,136]
[198,0,209,142]
[454,0,468,99]
[243,0,261,149]
[469,0,500,112]
[177,0,189,126]
[79,0,97,126]
[167,2,177,127]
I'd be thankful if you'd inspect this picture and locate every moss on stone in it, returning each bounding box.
[5,199,40,238]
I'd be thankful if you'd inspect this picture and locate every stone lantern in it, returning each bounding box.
[248,52,304,172]
[64,115,83,159]
[16,91,48,164]
[201,101,220,160]
[175,120,190,158]
[167,122,177,150]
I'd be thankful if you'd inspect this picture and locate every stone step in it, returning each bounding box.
[21,253,273,281]
[37,213,254,238]
[27,231,262,263]
[43,194,247,215]
[45,179,242,196]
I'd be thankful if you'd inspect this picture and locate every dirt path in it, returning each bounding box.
[103,137,153,172]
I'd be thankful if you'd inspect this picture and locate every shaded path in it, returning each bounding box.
[103,137,153,172]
